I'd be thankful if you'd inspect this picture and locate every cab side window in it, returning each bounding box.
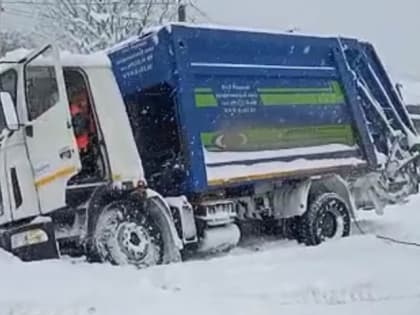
[0,70,17,105]
[0,182,3,216]
[0,70,17,133]
[0,103,5,132]
[25,66,59,120]
[0,70,17,215]
[414,119,420,133]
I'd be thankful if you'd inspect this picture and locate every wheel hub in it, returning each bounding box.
[117,222,151,262]
[319,211,337,238]
[316,199,345,241]
[93,202,164,268]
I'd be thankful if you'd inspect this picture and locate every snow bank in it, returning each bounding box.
[0,248,20,263]
[1,195,420,315]
[355,197,420,244]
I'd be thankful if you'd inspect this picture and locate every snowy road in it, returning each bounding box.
[1,195,420,315]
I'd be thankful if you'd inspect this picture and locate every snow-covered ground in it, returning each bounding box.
[1,195,420,315]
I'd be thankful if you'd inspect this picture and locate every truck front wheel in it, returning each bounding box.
[297,192,351,246]
[92,200,163,268]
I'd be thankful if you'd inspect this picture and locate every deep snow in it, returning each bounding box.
[1,194,420,315]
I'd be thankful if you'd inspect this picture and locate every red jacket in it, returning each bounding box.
[70,103,90,152]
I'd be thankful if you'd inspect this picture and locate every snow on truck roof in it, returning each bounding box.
[169,22,347,38]
[1,23,363,73]
[0,48,110,72]
[61,51,110,67]
[106,22,359,54]
[1,23,359,72]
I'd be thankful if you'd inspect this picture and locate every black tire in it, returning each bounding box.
[283,217,301,241]
[297,192,351,246]
[92,200,164,268]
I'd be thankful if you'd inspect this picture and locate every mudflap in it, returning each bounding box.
[145,190,183,265]
[0,220,59,262]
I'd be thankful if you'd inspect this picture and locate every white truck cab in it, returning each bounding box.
[0,45,181,266]
[1,41,415,268]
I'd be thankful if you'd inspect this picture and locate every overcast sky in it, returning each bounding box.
[2,0,419,81]
[195,0,420,81]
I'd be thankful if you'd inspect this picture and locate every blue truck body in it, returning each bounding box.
[107,24,415,195]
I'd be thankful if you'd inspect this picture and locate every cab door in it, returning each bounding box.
[22,45,81,214]
[0,67,40,223]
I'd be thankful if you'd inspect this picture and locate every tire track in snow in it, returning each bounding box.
[267,285,420,306]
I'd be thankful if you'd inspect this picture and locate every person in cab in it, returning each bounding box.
[69,90,98,181]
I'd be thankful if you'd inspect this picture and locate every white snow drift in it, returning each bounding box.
[1,195,420,315]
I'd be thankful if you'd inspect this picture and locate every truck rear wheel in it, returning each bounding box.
[297,192,351,246]
[92,200,163,268]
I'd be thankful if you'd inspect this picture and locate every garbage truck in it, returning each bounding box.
[0,24,418,267]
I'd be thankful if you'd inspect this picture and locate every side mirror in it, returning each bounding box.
[0,92,19,131]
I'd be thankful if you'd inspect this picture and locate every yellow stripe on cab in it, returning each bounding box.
[35,166,77,188]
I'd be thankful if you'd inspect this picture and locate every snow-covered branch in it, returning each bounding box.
[32,0,189,53]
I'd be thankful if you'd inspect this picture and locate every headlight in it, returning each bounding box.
[10,229,49,249]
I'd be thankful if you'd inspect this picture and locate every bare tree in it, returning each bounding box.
[33,0,185,53]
